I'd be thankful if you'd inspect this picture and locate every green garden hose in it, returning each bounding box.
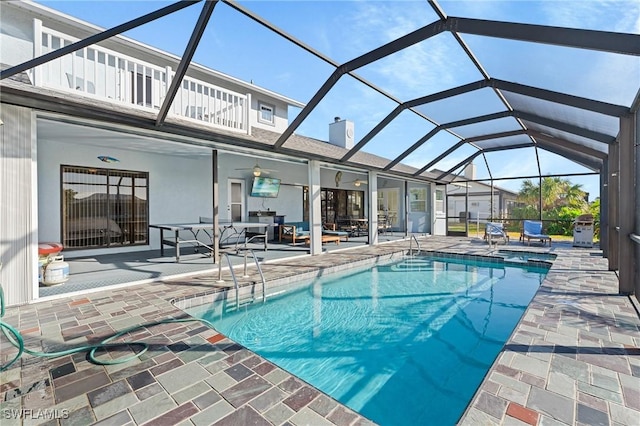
[0,285,217,372]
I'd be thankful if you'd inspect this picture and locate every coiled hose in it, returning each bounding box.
[0,285,216,372]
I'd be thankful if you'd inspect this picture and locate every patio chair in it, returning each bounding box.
[521,220,552,246]
[483,222,509,245]
[378,214,391,235]
[279,222,310,245]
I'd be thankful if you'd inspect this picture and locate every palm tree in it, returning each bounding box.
[517,177,587,211]
[564,182,588,210]
[518,179,539,207]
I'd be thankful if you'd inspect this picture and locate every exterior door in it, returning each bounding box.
[446,194,467,236]
[228,179,245,221]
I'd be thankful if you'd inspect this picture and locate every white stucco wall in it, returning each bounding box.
[217,154,307,223]
[37,139,213,256]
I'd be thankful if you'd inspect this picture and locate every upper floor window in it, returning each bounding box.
[258,101,275,125]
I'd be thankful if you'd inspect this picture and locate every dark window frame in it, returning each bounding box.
[61,165,149,249]
[303,187,365,223]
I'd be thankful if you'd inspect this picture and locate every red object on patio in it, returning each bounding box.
[38,242,63,256]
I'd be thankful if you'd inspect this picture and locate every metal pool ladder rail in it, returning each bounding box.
[409,234,422,256]
[244,249,266,304]
[217,250,266,308]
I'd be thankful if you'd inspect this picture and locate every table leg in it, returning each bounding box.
[160,229,165,256]
[175,229,180,262]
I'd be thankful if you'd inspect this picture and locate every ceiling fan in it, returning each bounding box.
[346,179,367,187]
[334,171,367,187]
[235,162,277,177]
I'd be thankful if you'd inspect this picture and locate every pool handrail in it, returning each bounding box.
[409,234,421,256]
[246,249,266,303]
[219,249,267,307]
[217,252,241,308]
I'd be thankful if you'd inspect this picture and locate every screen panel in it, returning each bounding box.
[414,87,507,124]
[502,91,619,137]
[453,116,523,139]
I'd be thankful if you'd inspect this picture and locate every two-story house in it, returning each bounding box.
[0,1,436,306]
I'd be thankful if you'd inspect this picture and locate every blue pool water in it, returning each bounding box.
[188,256,548,425]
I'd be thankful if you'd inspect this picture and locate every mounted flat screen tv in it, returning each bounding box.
[250,177,281,198]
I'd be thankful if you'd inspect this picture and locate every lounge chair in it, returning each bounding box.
[322,223,350,241]
[280,222,349,245]
[484,222,509,245]
[521,220,551,246]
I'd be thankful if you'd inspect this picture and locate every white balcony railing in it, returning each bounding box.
[33,24,249,133]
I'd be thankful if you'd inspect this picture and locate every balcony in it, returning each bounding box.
[33,26,249,134]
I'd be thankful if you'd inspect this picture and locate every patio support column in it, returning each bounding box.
[600,162,608,258]
[465,182,469,235]
[618,114,635,294]
[211,149,218,263]
[0,105,37,306]
[368,171,378,245]
[404,181,409,237]
[308,160,322,255]
[490,180,494,221]
[607,142,619,271]
[538,175,543,221]
[635,110,640,293]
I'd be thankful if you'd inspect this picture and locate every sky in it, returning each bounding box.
[35,0,640,200]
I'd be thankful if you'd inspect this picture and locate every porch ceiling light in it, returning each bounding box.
[253,165,262,176]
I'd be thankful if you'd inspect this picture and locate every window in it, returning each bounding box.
[61,165,149,249]
[435,189,445,214]
[258,101,275,125]
[409,187,427,212]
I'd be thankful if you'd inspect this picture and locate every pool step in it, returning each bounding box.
[391,259,433,271]
[223,292,262,312]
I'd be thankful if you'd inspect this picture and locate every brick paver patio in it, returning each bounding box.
[1,236,638,425]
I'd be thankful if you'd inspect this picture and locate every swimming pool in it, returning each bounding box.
[187,255,548,425]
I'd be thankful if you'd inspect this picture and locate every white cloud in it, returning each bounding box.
[541,0,640,32]
[338,2,475,98]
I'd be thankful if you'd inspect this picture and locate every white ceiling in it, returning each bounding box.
[37,118,213,157]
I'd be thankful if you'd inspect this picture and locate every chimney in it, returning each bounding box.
[464,162,476,180]
[329,117,355,150]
